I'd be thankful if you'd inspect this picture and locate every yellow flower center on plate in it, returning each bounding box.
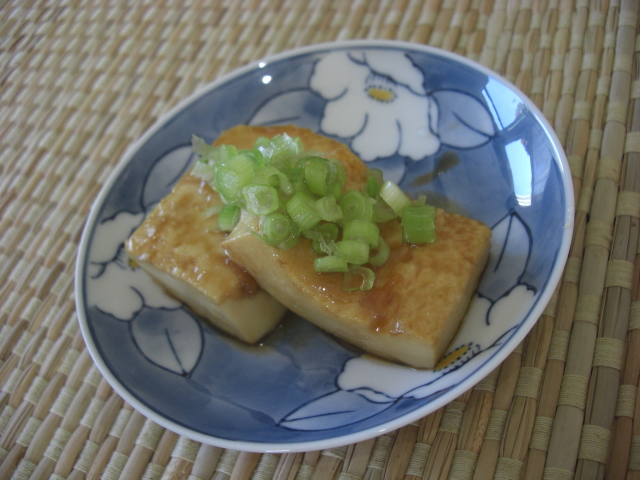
[435,344,471,371]
[366,87,395,103]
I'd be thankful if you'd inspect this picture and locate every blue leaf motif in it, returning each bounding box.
[142,145,196,210]
[278,209,539,433]
[87,211,181,320]
[89,211,145,265]
[131,307,204,377]
[478,210,533,302]
[432,90,496,149]
[279,390,393,431]
[89,250,180,320]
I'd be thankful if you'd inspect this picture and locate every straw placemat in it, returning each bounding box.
[1,0,639,479]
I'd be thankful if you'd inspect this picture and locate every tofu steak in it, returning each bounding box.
[125,152,287,344]
[219,126,492,368]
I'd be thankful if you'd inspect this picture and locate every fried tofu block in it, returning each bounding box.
[125,155,287,344]
[220,127,492,368]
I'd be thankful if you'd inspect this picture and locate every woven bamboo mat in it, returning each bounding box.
[1,0,639,479]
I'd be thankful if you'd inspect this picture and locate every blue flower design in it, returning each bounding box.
[310,50,441,162]
[278,210,537,431]
[87,145,205,377]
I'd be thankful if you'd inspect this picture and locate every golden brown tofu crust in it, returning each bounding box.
[126,173,258,304]
[224,210,490,366]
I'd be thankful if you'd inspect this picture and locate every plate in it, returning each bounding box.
[75,40,573,453]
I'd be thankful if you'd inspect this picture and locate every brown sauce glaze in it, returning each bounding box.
[224,257,260,298]
[360,271,401,334]
[359,219,440,334]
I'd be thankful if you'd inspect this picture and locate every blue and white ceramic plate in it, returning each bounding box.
[76,40,573,453]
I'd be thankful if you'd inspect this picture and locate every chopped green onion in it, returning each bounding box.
[365,176,380,198]
[228,152,257,175]
[364,169,383,198]
[242,148,266,169]
[368,237,390,266]
[304,157,330,196]
[402,204,436,244]
[286,191,322,230]
[380,180,412,215]
[203,204,223,218]
[302,230,323,253]
[270,153,296,174]
[254,166,294,195]
[271,133,303,172]
[243,184,279,215]
[366,168,384,184]
[261,212,291,245]
[191,160,216,186]
[342,219,380,248]
[372,197,398,223]
[305,222,340,255]
[254,136,275,161]
[215,144,239,164]
[277,223,300,251]
[218,204,240,231]
[192,135,238,162]
[328,158,346,187]
[254,133,302,166]
[331,182,342,199]
[316,222,340,241]
[343,266,375,292]
[271,133,303,157]
[314,255,349,273]
[287,162,307,193]
[215,164,254,203]
[192,135,212,157]
[315,196,343,222]
[336,240,370,265]
[339,190,373,223]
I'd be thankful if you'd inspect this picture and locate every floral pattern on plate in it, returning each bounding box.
[77,41,572,452]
